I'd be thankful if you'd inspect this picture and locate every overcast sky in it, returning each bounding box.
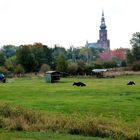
[0,0,140,49]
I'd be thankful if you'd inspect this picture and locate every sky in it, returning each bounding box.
[0,0,140,50]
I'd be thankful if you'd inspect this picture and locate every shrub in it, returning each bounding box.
[14,64,25,75]
[103,61,117,68]
[39,64,51,74]
[92,61,103,69]
[0,67,9,75]
[67,62,78,75]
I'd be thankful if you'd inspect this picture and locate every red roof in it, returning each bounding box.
[99,48,127,61]
[99,51,111,61]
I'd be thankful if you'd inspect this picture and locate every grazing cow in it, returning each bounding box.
[73,82,86,87]
[127,81,135,85]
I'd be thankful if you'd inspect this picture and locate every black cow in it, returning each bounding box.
[73,82,86,87]
[127,81,135,85]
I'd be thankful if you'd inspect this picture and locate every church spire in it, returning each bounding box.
[102,9,104,17]
[100,10,106,30]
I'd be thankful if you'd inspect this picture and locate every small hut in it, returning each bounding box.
[45,71,61,83]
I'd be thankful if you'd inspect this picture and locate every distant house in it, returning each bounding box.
[99,48,127,62]
[111,48,127,61]
[45,71,61,83]
[99,51,111,61]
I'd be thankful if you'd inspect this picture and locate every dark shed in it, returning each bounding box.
[45,71,61,83]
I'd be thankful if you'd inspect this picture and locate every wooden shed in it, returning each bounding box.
[45,71,61,83]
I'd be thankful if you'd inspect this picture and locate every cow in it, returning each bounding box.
[127,81,135,85]
[73,82,86,87]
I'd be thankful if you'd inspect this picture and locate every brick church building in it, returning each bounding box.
[85,10,110,51]
[85,11,127,62]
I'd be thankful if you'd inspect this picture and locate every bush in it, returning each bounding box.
[92,61,103,69]
[39,64,51,74]
[67,62,78,75]
[103,61,117,68]
[0,67,9,75]
[14,64,25,75]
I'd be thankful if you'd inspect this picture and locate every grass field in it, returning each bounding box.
[0,75,140,139]
[0,129,109,140]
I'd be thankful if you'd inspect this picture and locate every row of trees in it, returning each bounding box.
[0,43,118,76]
[0,32,140,76]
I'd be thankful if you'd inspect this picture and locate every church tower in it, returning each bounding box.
[97,10,110,51]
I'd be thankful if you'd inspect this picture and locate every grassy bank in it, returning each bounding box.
[0,104,139,139]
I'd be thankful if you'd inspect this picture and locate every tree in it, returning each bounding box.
[57,53,68,72]
[130,32,140,61]
[77,60,86,75]
[39,64,51,73]
[79,47,93,63]
[85,64,94,75]
[1,45,17,58]
[0,51,6,66]
[52,45,67,69]
[67,62,78,75]
[103,60,117,68]
[130,32,140,47]
[14,64,25,75]
[126,49,134,64]
[91,61,103,69]
[66,47,81,62]
[16,43,53,72]
[5,56,17,72]
[0,66,8,74]
[16,45,38,72]
[132,61,140,71]
[32,43,53,70]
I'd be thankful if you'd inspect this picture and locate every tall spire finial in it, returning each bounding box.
[100,10,106,30]
[102,9,104,17]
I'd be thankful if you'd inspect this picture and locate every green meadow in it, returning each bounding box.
[0,75,140,139]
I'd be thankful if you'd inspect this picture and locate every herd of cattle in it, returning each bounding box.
[0,73,136,86]
[73,81,136,87]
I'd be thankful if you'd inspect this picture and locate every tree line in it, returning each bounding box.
[0,32,140,76]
